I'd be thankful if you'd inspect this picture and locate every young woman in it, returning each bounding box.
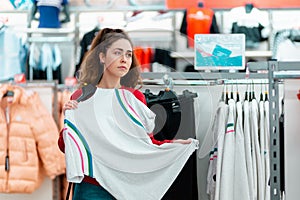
[59,28,195,200]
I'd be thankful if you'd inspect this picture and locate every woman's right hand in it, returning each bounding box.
[63,100,78,114]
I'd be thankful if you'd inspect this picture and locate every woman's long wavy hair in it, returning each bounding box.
[77,28,142,89]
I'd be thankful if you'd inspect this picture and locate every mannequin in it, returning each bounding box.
[180,2,220,48]
[30,0,70,28]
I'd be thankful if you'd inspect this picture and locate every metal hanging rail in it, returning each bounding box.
[141,71,268,80]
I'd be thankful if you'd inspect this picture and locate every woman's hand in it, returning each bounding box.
[172,138,192,144]
[63,100,78,114]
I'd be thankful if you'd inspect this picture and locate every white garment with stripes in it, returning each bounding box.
[206,101,228,200]
[234,101,250,200]
[244,100,255,200]
[220,99,236,200]
[213,101,229,200]
[250,99,264,200]
[63,88,199,200]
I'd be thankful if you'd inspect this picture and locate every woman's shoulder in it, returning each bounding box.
[121,86,147,105]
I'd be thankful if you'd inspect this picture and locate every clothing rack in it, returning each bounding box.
[248,61,300,200]
[142,61,300,200]
[22,28,76,81]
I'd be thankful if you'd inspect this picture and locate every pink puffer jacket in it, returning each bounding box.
[0,84,65,193]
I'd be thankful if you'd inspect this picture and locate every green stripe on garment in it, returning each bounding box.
[64,119,93,177]
[226,123,234,128]
[114,89,144,129]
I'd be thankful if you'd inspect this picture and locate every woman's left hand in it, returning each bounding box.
[63,100,78,114]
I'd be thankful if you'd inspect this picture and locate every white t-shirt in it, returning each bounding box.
[63,88,199,200]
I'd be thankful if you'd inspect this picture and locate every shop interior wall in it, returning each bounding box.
[284,79,300,200]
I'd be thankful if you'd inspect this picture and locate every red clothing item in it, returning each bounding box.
[186,7,214,48]
[58,86,172,186]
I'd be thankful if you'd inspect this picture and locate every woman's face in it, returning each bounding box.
[101,38,133,78]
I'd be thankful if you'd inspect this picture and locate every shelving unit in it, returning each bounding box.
[70,8,179,51]
[170,50,273,59]
[248,61,300,200]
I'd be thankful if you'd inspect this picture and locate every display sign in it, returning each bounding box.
[194,34,245,70]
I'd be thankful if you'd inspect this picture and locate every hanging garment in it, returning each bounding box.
[275,39,300,61]
[207,147,217,200]
[134,46,144,69]
[0,26,24,81]
[63,88,198,200]
[0,84,65,193]
[142,47,153,72]
[180,7,219,48]
[219,99,236,200]
[162,151,198,200]
[231,22,265,49]
[75,27,100,75]
[234,100,250,200]
[144,89,181,141]
[161,90,198,200]
[153,48,176,70]
[243,99,254,199]
[250,99,264,200]
[175,90,198,140]
[250,99,257,199]
[205,101,228,200]
[224,6,270,49]
[271,29,300,59]
[145,89,198,140]
[40,43,61,80]
[29,43,62,83]
[214,101,228,200]
[259,100,266,199]
[264,100,270,200]
[134,47,153,72]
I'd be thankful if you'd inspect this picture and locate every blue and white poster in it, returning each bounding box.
[194,34,245,70]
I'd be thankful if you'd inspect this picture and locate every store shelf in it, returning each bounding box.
[245,50,272,57]
[170,50,273,59]
[28,36,75,43]
[17,28,75,34]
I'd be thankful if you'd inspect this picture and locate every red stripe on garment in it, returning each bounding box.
[226,129,235,134]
